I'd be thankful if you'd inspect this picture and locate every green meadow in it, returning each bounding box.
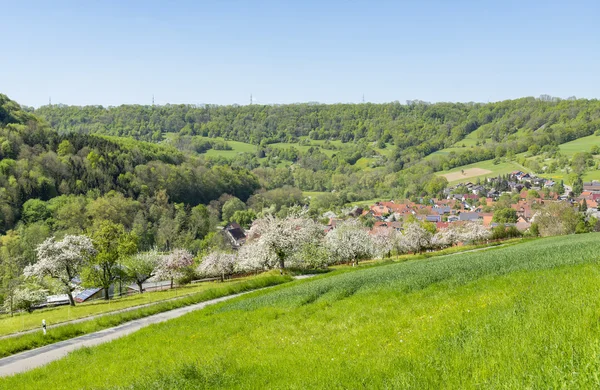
[0,275,291,358]
[0,274,274,336]
[5,233,600,389]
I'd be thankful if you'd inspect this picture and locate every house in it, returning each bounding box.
[221,222,246,249]
[46,294,71,307]
[458,212,481,222]
[425,215,441,223]
[433,206,451,215]
[75,288,104,303]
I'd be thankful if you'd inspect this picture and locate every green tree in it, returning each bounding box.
[221,197,246,223]
[22,199,51,224]
[492,208,518,223]
[84,221,138,299]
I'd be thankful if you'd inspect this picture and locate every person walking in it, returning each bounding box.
[42,319,47,335]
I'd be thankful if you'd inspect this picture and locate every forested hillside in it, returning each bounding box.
[36,97,600,168]
[34,97,600,198]
[0,94,259,235]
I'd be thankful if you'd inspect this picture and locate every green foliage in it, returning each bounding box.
[5,234,600,388]
[230,210,256,228]
[492,208,518,223]
[221,197,246,223]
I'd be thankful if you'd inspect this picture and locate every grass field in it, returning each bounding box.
[204,139,257,158]
[436,159,529,185]
[5,233,600,388]
[0,274,291,359]
[558,134,600,157]
[0,275,272,336]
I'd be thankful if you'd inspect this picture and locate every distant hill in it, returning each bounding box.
[0,94,259,233]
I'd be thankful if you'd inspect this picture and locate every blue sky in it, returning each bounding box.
[2,0,599,107]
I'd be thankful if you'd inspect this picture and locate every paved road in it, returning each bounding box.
[0,275,318,377]
[0,290,256,377]
[0,288,209,341]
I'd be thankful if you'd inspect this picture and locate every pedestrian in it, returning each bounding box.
[42,319,47,335]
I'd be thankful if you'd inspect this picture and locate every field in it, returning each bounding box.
[0,275,291,358]
[441,167,492,182]
[558,134,600,157]
[5,233,600,388]
[436,159,528,185]
[0,274,281,337]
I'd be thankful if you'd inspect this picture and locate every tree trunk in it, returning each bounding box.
[67,291,76,306]
[104,287,110,300]
[221,271,225,282]
[137,281,144,294]
[279,258,285,275]
[170,278,174,289]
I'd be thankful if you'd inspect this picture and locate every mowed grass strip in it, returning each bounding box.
[3,233,600,389]
[0,274,291,359]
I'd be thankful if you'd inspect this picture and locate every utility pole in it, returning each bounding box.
[362,94,365,103]
[250,93,253,105]
[152,94,155,106]
[49,96,52,106]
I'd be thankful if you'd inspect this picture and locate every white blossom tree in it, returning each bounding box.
[155,248,194,288]
[402,223,432,254]
[25,235,96,306]
[5,285,47,313]
[371,227,398,259]
[121,249,161,293]
[326,220,374,266]
[458,222,491,243]
[431,225,461,249]
[241,213,324,273]
[197,252,238,281]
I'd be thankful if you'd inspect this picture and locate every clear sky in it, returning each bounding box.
[2,0,599,107]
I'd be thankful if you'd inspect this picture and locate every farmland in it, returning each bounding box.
[4,233,600,388]
[436,159,529,184]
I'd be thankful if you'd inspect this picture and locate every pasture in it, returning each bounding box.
[4,233,600,389]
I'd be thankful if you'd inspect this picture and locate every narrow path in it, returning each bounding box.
[0,275,316,377]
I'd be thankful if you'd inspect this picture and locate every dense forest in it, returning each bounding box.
[33,96,600,198]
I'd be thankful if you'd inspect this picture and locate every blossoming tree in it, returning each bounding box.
[121,249,162,293]
[326,220,374,266]
[402,223,432,254]
[197,252,238,281]
[239,213,324,273]
[156,248,195,288]
[25,235,97,306]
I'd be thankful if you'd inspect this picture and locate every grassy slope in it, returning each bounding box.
[0,275,291,359]
[5,234,600,389]
[0,275,271,336]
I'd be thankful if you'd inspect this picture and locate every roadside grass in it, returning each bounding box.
[0,275,267,336]
[0,274,291,359]
[5,233,600,388]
